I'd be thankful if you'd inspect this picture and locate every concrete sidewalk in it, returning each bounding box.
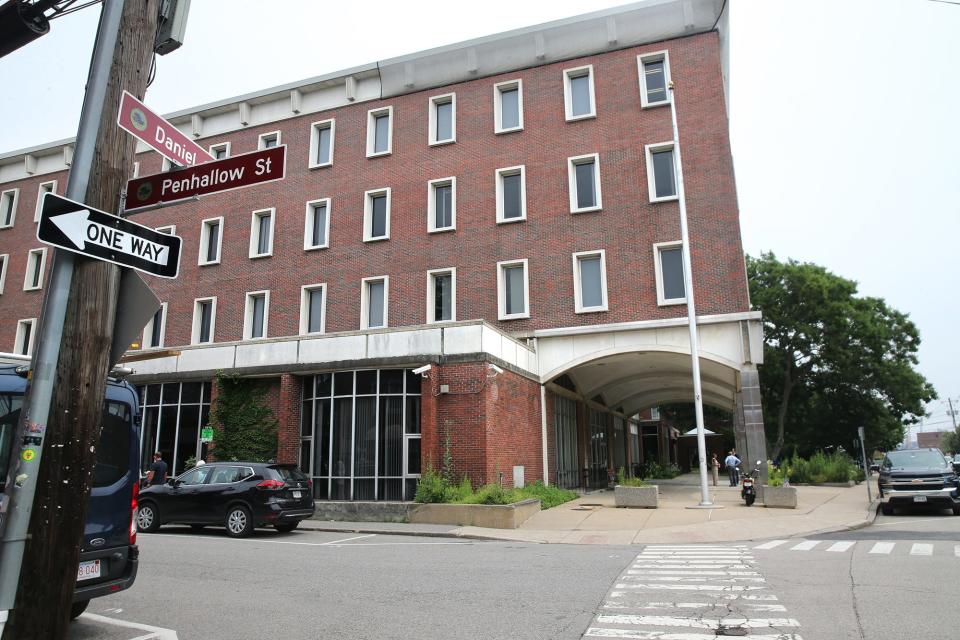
[301,474,878,545]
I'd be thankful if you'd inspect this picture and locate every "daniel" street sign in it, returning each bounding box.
[37,194,182,279]
[117,90,214,167]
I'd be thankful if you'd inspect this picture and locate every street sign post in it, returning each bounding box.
[117,89,213,166]
[124,145,286,211]
[37,193,182,278]
[200,427,214,443]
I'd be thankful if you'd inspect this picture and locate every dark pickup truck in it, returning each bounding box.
[878,448,960,516]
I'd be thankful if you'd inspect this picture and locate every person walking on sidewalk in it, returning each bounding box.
[724,450,741,486]
[711,453,720,486]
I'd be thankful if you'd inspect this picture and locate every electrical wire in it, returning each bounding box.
[49,0,102,20]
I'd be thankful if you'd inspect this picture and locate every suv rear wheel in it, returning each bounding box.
[69,599,89,620]
[225,505,253,537]
[881,503,893,516]
[137,502,161,533]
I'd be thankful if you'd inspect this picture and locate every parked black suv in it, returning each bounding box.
[878,448,960,516]
[137,462,315,537]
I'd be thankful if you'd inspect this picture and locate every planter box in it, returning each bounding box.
[762,485,797,509]
[614,485,659,508]
[409,498,541,529]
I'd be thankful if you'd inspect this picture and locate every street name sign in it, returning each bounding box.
[37,193,182,279]
[117,90,214,167]
[124,145,286,211]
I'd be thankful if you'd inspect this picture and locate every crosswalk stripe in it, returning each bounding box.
[955,545,960,558]
[615,583,766,592]
[789,540,820,551]
[869,542,895,554]
[627,570,761,576]
[621,576,765,583]
[910,543,933,556]
[826,541,855,552]
[585,629,804,640]
[601,601,788,612]
[754,539,788,549]
[596,615,801,629]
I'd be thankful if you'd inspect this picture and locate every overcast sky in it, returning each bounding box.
[1,0,956,434]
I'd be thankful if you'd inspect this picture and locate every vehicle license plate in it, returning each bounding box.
[292,490,302,499]
[77,560,101,581]
[913,495,927,503]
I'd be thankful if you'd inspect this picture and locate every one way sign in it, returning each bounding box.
[37,193,181,279]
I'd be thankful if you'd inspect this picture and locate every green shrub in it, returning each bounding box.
[514,481,578,509]
[616,467,648,487]
[783,450,857,484]
[415,472,577,510]
[766,463,785,487]
[414,467,448,503]
[646,461,682,479]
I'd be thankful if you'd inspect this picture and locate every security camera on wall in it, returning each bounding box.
[412,364,432,376]
[487,364,504,375]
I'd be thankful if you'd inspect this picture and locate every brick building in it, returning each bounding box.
[0,0,766,500]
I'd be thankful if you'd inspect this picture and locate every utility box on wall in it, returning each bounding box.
[513,466,524,488]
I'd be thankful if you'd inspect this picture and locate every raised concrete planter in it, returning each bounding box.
[762,485,798,509]
[312,501,416,523]
[409,498,541,529]
[614,485,659,508]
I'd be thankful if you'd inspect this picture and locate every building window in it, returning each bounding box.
[572,250,608,313]
[132,162,140,178]
[23,248,46,291]
[427,177,456,233]
[304,198,330,250]
[161,158,179,172]
[366,106,393,157]
[426,268,456,323]
[361,276,389,329]
[155,224,176,235]
[650,406,661,420]
[428,93,455,145]
[0,254,7,294]
[0,189,17,228]
[14,319,36,357]
[646,142,678,202]
[191,297,217,344]
[309,119,335,168]
[138,381,212,478]
[243,290,270,340]
[654,241,686,305]
[563,65,596,121]
[497,259,529,320]
[34,180,56,222]
[301,369,422,501]
[567,153,602,213]
[209,142,230,159]
[258,131,281,150]
[638,50,671,108]
[363,189,391,242]
[495,166,526,223]
[198,217,223,265]
[249,208,275,258]
[494,79,523,133]
[143,302,167,348]
[299,283,327,335]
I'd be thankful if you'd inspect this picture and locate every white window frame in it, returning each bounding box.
[161,157,178,172]
[360,276,389,329]
[0,253,8,294]
[198,216,224,266]
[23,248,47,291]
[299,283,327,335]
[15,319,36,357]
[243,290,271,340]
[645,142,679,203]
[563,64,596,121]
[304,198,331,250]
[34,180,57,222]
[155,224,176,235]
[366,106,393,157]
[653,240,687,306]
[572,250,609,313]
[567,153,602,213]
[249,207,275,258]
[426,267,457,324]
[363,188,391,242]
[427,177,456,233]
[191,297,218,344]
[638,50,672,109]
[494,79,524,134]
[209,142,231,159]
[428,93,456,146]
[497,258,530,320]
[308,118,335,168]
[143,302,168,348]
[495,165,526,224]
[0,189,18,229]
[132,162,140,178]
[258,130,281,150]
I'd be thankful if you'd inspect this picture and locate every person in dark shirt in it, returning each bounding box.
[147,452,168,485]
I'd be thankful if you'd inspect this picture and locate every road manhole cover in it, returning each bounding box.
[715,626,749,636]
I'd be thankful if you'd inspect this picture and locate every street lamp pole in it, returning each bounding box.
[668,81,713,508]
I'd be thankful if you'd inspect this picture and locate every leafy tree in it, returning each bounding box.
[207,371,278,461]
[747,253,935,458]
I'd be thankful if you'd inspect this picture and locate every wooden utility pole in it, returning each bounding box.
[1,1,158,637]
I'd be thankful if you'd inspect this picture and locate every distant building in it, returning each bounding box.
[916,431,947,450]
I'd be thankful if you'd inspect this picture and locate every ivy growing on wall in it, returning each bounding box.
[208,371,278,462]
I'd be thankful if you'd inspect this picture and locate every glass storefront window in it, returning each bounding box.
[137,381,212,477]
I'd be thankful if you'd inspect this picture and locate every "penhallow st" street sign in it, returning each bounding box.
[37,193,182,279]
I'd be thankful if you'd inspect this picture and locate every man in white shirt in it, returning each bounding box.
[724,451,741,486]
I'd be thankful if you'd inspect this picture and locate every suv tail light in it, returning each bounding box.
[256,479,285,490]
[130,481,139,544]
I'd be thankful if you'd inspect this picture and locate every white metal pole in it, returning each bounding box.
[668,82,713,508]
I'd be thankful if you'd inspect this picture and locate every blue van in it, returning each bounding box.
[0,364,140,619]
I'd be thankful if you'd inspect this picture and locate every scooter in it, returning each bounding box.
[741,463,761,506]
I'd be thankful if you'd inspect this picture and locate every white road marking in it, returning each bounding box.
[615,583,766,592]
[632,565,755,571]
[869,542,895,554]
[585,630,803,640]
[627,570,761,576]
[826,541,856,552]
[789,540,820,551]
[753,539,788,549]
[955,545,960,558]
[321,534,377,545]
[621,575,765,583]
[80,613,179,640]
[601,602,787,612]
[910,543,933,556]
[596,615,800,629]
